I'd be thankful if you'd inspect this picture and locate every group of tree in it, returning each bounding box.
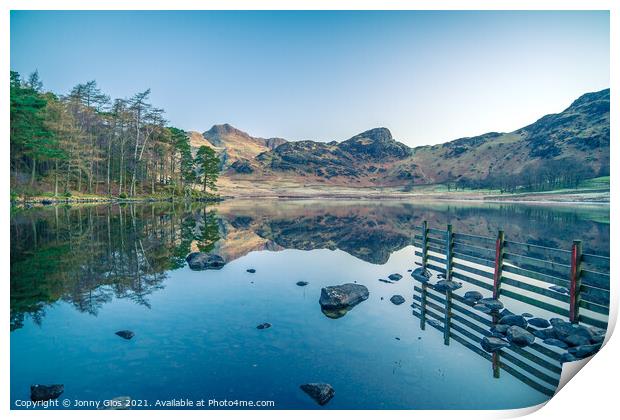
[451,157,602,193]
[10,70,220,198]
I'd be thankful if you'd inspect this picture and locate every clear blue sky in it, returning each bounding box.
[10,10,609,146]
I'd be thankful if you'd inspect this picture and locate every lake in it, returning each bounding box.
[10,199,610,409]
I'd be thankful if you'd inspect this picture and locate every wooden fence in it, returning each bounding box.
[410,221,610,396]
[411,282,563,396]
[413,222,610,329]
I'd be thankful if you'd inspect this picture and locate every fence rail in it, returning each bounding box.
[413,223,610,329]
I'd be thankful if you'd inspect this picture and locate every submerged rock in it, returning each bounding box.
[115,330,135,340]
[411,267,432,283]
[434,280,462,293]
[296,281,309,286]
[186,252,225,270]
[388,273,403,281]
[390,295,405,305]
[319,283,369,310]
[300,383,335,406]
[30,384,64,402]
[378,279,394,284]
[246,268,256,273]
[528,318,551,329]
[256,323,271,330]
[499,315,528,329]
[506,326,535,347]
[481,336,510,352]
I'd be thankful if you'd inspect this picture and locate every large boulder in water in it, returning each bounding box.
[390,295,405,305]
[434,280,462,293]
[30,384,64,402]
[319,283,369,310]
[300,383,335,406]
[186,252,225,270]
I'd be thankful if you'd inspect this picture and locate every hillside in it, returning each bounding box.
[196,89,609,194]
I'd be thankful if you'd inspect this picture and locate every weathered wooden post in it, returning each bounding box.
[420,284,427,330]
[421,220,429,269]
[492,352,501,378]
[444,289,452,345]
[493,230,505,300]
[569,240,583,324]
[445,224,454,281]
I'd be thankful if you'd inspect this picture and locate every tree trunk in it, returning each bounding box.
[30,157,36,186]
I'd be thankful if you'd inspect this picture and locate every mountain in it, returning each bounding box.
[187,123,287,170]
[197,89,609,191]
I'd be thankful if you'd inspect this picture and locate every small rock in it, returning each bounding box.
[464,291,483,302]
[479,298,504,311]
[388,273,403,281]
[506,326,535,347]
[30,384,64,402]
[481,336,510,352]
[528,318,551,329]
[378,279,393,284]
[300,383,335,406]
[186,252,225,270]
[395,337,401,340]
[499,315,528,329]
[41,199,53,205]
[256,323,271,330]
[549,285,570,295]
[407,269,413,272]
[296,281,309,286]
[411,267,432,283]
[115,330,134,340]
[543,338,568,349]
[390,295,405,305]
[434,280,462,293]
[522,313,534,318]
[246,268,256,273]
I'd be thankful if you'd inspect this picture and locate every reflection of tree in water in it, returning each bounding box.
[10,203,220,331]
[194,209,221,253]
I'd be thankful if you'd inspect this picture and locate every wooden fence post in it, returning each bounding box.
[445,224,453,281]
[493,230,505,300]
[420,283,427,330]
[444,290,452,345]
[421,221,429,269]
[569,240,583,324]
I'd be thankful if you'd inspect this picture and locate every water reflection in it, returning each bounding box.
[10,200,609,331]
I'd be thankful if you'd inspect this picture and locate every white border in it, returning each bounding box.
[1,1,617,419]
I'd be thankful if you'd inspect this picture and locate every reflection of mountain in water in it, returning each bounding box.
[10,200,608,330]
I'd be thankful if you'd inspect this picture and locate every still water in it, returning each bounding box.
[10,200,610,409]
